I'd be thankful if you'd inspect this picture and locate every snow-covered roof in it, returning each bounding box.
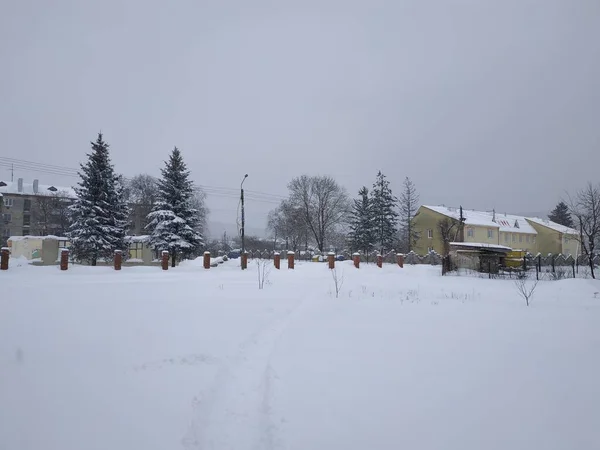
[0,179,76,198]
[422,205,537,234]
[450,242,513,251]
[525,217,579,235]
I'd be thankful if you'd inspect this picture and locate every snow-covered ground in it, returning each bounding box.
[1,259,599,450]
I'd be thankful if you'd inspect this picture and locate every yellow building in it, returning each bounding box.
[524,218,580,256]
[413,205,581,256]
[413,206,537,255]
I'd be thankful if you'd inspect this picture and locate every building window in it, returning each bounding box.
[23,199,31,212]
[23,214,31,226]
[2,213,10,223]
[427,229,433,239]
[22,229,30,236]
[526,235,530,243]
[129,242,144,260]
[512,234,516,243]
[467,228,474,237]
[487,229,493,239]
[532,236,536,244]
[3,198,14,207]
[504,233,509,242]
[2,228,9,237]
[519,235,523,243]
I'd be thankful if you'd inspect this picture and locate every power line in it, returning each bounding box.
[0,156,286,205]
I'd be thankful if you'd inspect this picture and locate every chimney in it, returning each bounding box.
[33,179,39,194]
[17,178,23,193]
[492,208,496,222]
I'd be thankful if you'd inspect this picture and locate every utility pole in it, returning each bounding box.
[240,174,248,269]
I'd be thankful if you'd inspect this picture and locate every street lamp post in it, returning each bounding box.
[241,174,248,269]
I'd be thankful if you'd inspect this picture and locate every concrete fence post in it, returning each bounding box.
[60,248,69,271]
[353,252,360,269]
[328,251,335,269]
[377,254,383,268]
[161,250,169,270]
[287,251,295,269]
[114,250,122,270]
[203,251,211,269]
[274,252,281,270]
[0,247,10,271]
[397,253,404,268]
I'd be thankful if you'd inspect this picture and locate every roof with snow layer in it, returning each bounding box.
[0,180,76,198]
[422,205,537,235]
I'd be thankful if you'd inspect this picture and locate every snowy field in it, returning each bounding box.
[1,259,599,450]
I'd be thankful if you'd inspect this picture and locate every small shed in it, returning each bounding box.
[449,242,512,274]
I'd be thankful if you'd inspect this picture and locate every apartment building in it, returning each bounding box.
[0,178,75,245]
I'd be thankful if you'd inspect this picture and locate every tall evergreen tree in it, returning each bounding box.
[398,176,420,253]
[370,171,399,254]
[146,147,203,267]
[68,133,130,266]
[548,201,574,228]
[348,186,375,255]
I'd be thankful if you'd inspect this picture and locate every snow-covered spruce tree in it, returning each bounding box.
[370,171,399,254]
[548,201,574,228]
[68,133,130,266]
[348,186,375,257]
[146,147,203,267]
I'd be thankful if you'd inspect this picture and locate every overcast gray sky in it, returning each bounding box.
[1,0,599,236]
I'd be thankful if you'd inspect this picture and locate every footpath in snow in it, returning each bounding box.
[1,259,599,450]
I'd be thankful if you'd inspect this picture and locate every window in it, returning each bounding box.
[532,236,536,244]
[23,199,31,212]
[3,198,14,207]
[2,213,10,223]
[526,235,530,243]
[487,229,494,239]
[512,234,516,243]
[519,235,523,243]
[23,215,31,226]
[2,228,9,237]
[22,229,30,236]
[129,242,144,260]
[504,233,509,242]
[467,228,474,237]
[427,229,433,239]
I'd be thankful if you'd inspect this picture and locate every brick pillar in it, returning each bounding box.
[203,251,211,269]
[241,252,248,270]
[397,253,404,268]
[114,250,122,271]
[377,254,383,268]
[353,252,360,269]
[0,247,9,271]
[287,251,295,269]
[328,252,335,269]
[60,248,69,271]
[274,252,281,270]
[161,250,169,270]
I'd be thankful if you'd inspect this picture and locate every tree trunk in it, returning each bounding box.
[590,252,596,279]
[91,258,97,267]
[171,252,176,268]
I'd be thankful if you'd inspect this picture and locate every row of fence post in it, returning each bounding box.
[1,248,406,272]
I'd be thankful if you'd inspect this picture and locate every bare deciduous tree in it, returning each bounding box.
[437,217,461,255]
[398,177,420,253]
[331,267,344,298]
[514,277,539,306]
[267,200,308,251]
[32,190,73,236]
[567,182,600,279]
[123,174,159,234]
[287,175,349,252]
